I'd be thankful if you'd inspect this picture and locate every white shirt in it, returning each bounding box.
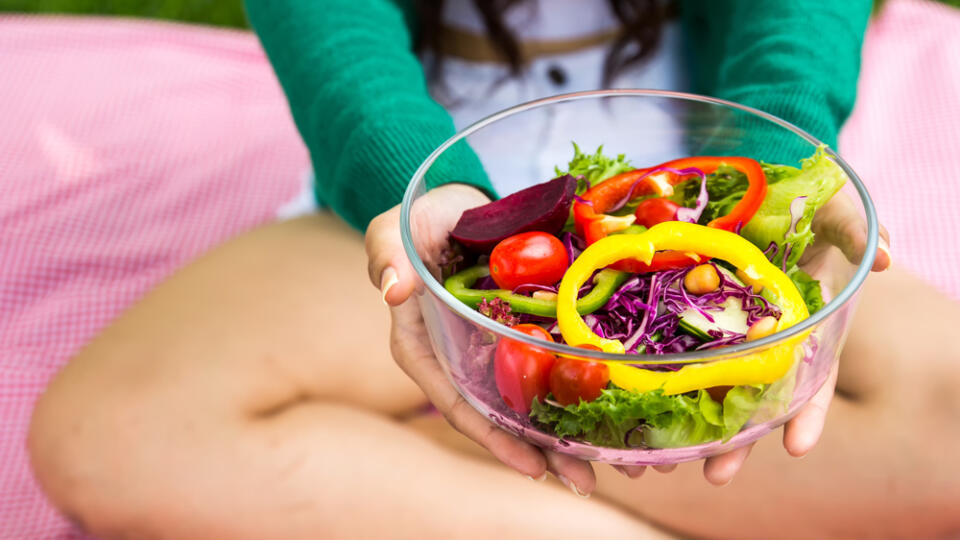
[435,0,688,194]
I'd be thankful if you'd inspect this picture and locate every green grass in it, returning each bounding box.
[0,0,956,29]
[0,0,249,28]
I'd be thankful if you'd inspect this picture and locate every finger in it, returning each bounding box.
[783,359,840,457]
[390,302,548,478]
[652,463,677,474]
[612,464,646,479]
[875,224,892,272]
[811,194,891,272]
[703,443,754,486]
[545,450,596,497]
[365,206,419,306]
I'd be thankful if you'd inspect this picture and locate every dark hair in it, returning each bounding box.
[415,0,676,87]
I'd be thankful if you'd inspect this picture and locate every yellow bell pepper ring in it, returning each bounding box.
[555,221,810,395]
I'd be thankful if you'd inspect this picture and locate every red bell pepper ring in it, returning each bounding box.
[681,156,768,233]
[572,156,767,273]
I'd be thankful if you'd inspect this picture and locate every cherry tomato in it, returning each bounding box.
[549,344,610,406]
[489,232,569,291]
[494,324,556,414]
[634,198,681,228]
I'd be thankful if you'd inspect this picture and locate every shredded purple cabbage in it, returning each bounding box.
[675,170,709,223]
[561,232,584,266]
[573,195,594,206]
[763,241,779,260]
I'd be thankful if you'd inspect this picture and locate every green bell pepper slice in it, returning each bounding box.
[444,265,629,318]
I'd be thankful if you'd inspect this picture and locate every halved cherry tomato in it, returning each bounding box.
[634,198,681,229]
[494,324,557,414]
[549,344,610,406]
[489,232,569,291]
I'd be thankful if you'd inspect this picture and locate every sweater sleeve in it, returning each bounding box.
[245,0,493,231]
[680,0,872,161]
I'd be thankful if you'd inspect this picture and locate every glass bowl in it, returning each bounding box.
[400,90,878,466]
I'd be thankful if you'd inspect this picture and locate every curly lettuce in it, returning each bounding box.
[787,266,825,314]
[529,385,766,449]
[555,143,633,195]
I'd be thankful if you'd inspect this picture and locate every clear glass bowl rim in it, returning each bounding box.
[400,89,878,364]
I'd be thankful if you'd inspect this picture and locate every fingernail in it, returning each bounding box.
[557,474,589,498]
[380,267,399,305]
[525,472,547,482]
[878,238,891,261]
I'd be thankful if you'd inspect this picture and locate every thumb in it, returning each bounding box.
[365,205,420,306]
[366,183,491,306]
[811,193,892,272]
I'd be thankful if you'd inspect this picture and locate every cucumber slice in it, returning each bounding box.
[677,267,750,341]
[716,265,746,288]
[678,297,749,341]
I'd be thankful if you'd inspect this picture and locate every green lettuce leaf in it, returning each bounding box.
[787,266,825,313]
[555,143,633,195]
[740,147,847,268]
[529,385,766,449]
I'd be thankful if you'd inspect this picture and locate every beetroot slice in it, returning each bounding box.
[450,175,577,253]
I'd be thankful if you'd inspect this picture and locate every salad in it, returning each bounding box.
[442,144,846,449]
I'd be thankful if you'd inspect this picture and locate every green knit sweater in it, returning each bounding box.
[245,0,871,231]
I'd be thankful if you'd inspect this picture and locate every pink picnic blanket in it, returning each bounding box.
[1,0,958,536]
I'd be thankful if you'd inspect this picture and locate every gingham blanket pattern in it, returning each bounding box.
[1,0,958,536]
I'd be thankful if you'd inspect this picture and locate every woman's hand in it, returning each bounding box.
[366,184,599,496]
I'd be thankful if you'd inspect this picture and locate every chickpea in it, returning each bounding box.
[736,269,764,294]
[532,290,558,301]
[684,264,720,295]
[746,316,778,342]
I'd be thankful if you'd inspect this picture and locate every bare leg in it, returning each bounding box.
[28,214,669,539]
[29,213,959,539]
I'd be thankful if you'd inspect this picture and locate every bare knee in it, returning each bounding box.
[27,350,194,538]
[28,359,119,534]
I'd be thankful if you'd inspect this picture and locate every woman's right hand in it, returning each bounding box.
[365,184,600,497]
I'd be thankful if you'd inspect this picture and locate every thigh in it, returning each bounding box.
[30,214,425,528]
[41,213,429,420]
